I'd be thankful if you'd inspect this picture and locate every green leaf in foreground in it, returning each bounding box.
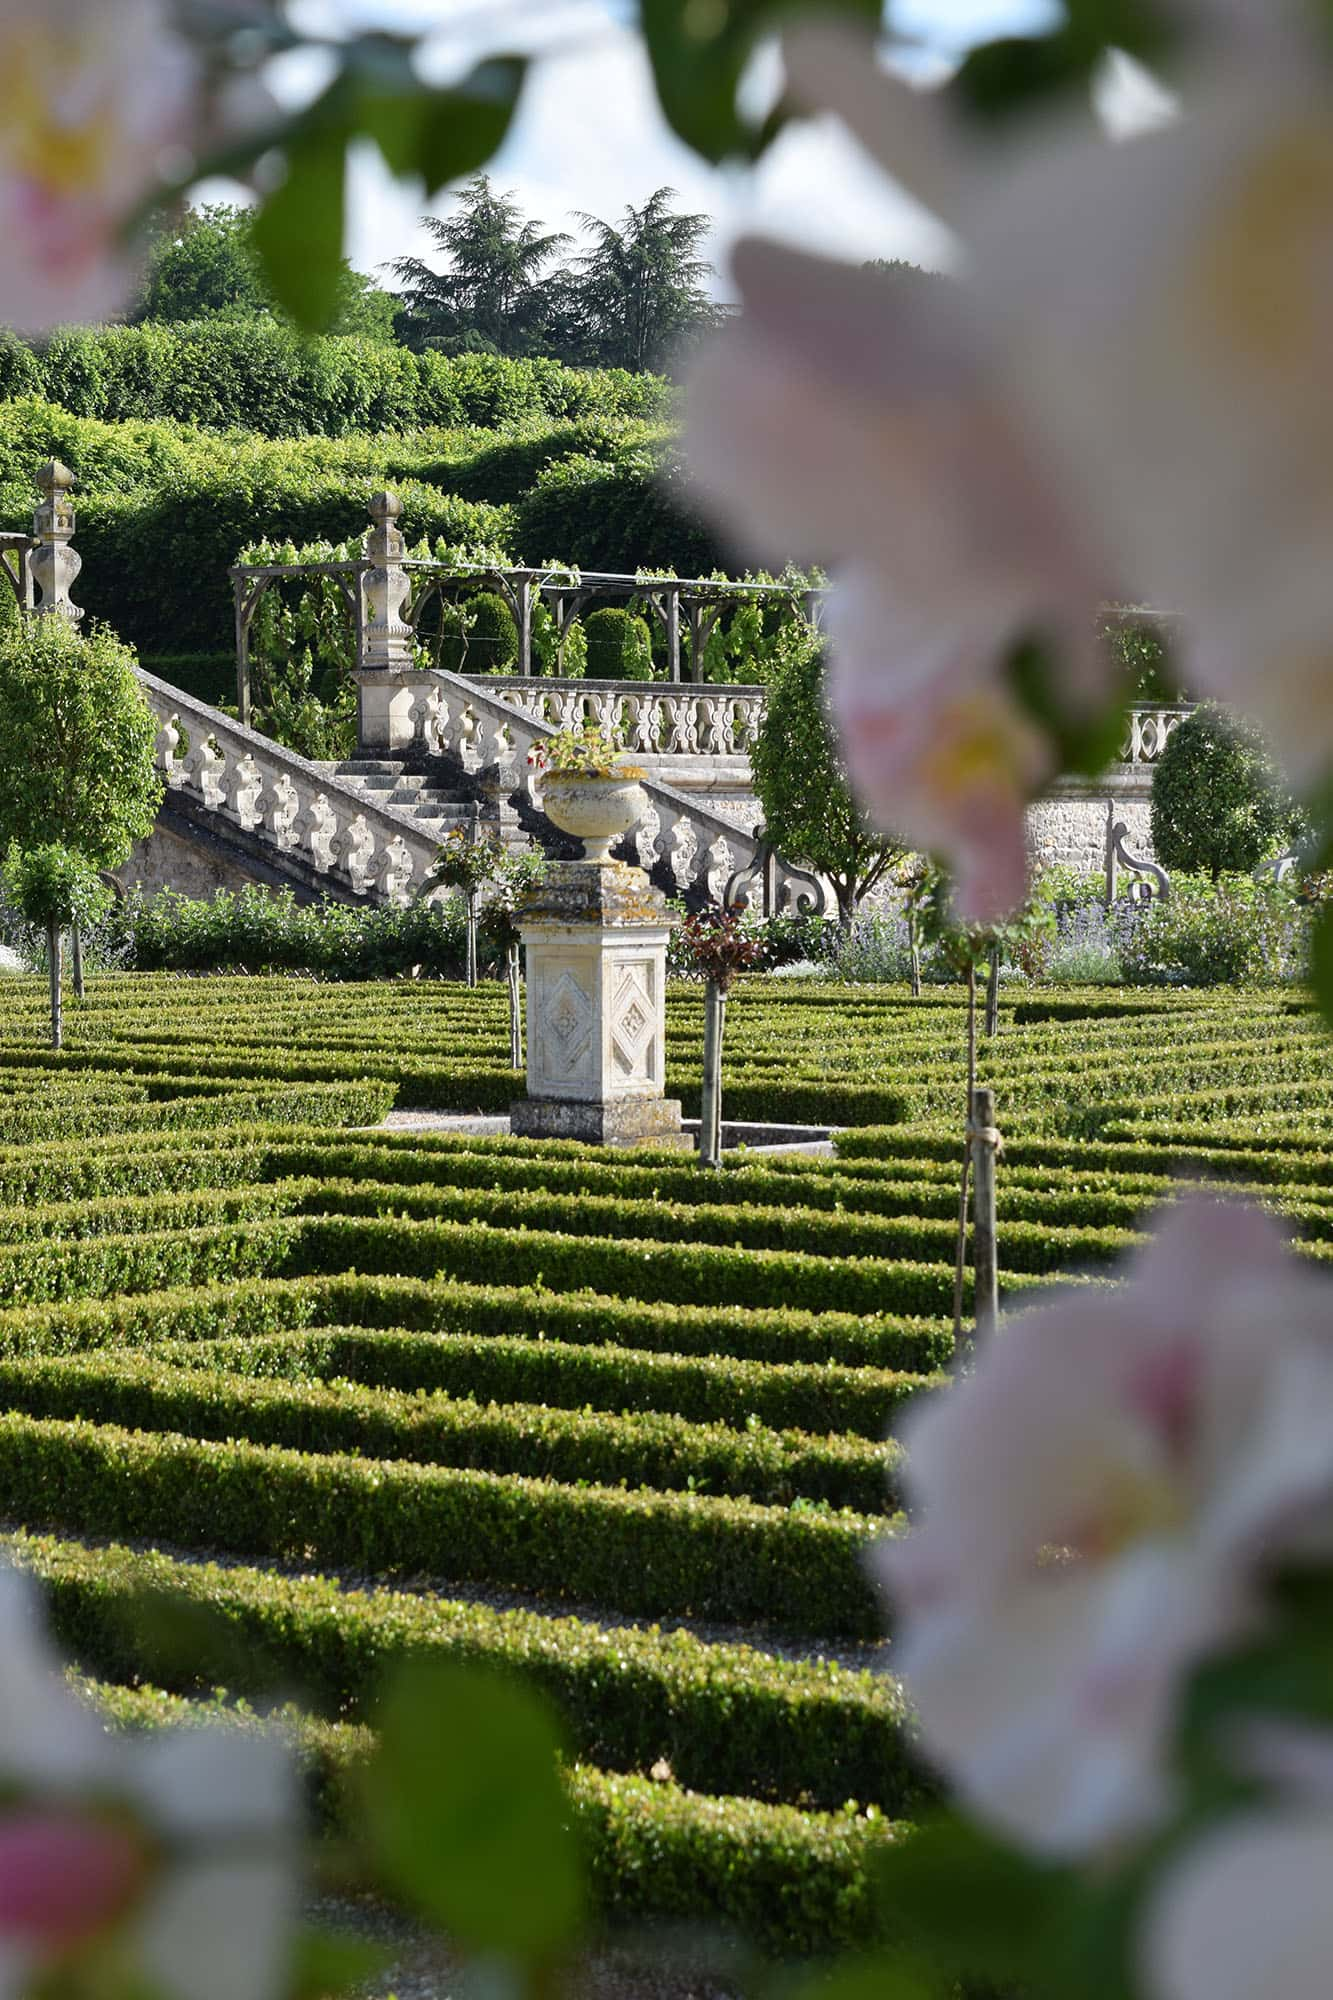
[1311,901,1333,1035]
[251,122,348,332]
[252,49,527,331]
[361,1662,583,1966]
[642,0,879,163]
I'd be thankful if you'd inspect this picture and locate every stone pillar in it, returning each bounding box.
[30,460,82,624]
[356,489,417,752]
[512,858,689,1149]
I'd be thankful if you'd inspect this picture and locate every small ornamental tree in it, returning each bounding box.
[750,621,902,928]
[678,904,763,1169]
[3,845,111,1048]
[1150,702,1292,881]
[430,823,506,987]
[0,617,160,999]
[0,619,161,869]
[484,849,548,1067]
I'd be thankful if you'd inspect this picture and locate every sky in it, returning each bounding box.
[218,0,1154,295]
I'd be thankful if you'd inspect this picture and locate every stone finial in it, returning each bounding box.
[30,458,82,624]
[361,486,413,673]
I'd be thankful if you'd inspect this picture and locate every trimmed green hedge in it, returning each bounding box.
[0,1270,955,1374]
[82,1676,895,1955]
[0,1414,888,1636]
[0,1352,902,1512]
[172,1327,936,1440]
[13,1533,919,1816]
[17,333,671,436]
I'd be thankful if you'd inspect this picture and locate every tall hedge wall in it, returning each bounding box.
[23,323,673,437]
[0,397,724,657]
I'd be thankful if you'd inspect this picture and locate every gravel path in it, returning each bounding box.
[313,1893,745,2000]
[371,1110,836,1158]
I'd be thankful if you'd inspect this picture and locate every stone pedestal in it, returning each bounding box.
[355,668,419,753]
[512,859,688,1149]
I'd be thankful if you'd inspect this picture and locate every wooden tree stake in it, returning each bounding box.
[969,1084,1001,1339]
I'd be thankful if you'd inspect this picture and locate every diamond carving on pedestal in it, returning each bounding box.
[611,965,656,1083]
[542,968,594,1083]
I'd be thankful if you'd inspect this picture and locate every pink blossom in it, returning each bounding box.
[874,1198,1333,1855]
[0,0,198,333]
[685,63,1119,919]
[775,8,1333,793]
[0,1567,296,2000]
[0,1812,145,1951]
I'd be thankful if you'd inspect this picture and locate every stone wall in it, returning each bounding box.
[117,821,284,902]
[1026,775,1156,879]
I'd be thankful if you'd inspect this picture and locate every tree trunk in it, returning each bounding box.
[71,920,85,1001]
[465,892,478,989]
[836,882,855,934]
[908,907,922,998]
[699,979,726,1170]
[507,941,523,1070]
[47,922,62,1051]
[985,944,1000,1037]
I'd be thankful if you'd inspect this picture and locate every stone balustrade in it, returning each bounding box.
[362,665,826,913]
[485,679,1189,768]
[137,670,439,904]
[480,678,766,758]
[1121,705,1191,764]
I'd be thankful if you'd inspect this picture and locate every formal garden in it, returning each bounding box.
[4,4,1333,2000]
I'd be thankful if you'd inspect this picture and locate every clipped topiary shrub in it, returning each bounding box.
[434,591,519,675]
[582,606,654,680]
[1150,702,1292,881]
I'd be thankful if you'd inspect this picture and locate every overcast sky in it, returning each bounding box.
[226,1,1158,294]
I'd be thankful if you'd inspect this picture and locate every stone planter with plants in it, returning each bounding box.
[528,727,646,866]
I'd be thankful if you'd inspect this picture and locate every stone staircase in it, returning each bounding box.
[131,668,787,909]
[328,761,485,845]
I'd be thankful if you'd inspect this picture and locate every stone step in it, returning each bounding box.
[334,759,402,777]
[342,774,399,795]
[385,791,439,813]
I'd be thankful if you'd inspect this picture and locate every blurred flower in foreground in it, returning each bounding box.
[685,97,1118,921]
[0,0,197,332]
[782,6,1333,801]
[0,1566,295,2000]
[1143,1802,1333,2000]
[873,1198,1333,1856]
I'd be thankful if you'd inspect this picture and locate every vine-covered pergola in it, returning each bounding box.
[229,538,827,726]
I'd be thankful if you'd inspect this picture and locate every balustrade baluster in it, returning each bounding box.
[373,835,415,904]
[181,736,225,809]
[339,814,377,894]
[153,714,181,780]
[657,810,699,893]
[634,797,661,874]
[226,753,263,829]
[293,791,339,872]
[704,834,735,903]
[259,772,299,849]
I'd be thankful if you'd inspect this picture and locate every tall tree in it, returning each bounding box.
[131,204,398,338]
[391,175,570,356]
[569,187,722,373]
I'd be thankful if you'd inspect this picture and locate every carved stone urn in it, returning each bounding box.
[540,770,646,865]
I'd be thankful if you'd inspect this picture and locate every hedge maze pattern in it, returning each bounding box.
[0,975,1327,1952]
